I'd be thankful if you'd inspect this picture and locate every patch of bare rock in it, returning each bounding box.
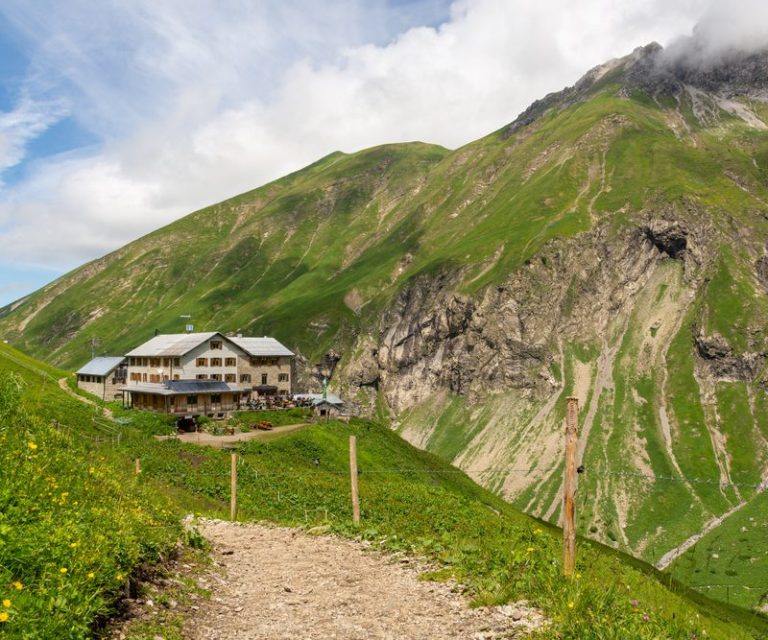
[186,518,545,640]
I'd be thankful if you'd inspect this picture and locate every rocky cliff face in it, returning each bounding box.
[343,208,721,414]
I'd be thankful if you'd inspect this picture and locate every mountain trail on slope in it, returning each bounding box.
[186,519,546,640]
[58,377,114,419]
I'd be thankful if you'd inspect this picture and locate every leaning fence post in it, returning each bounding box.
[230,453,238,521]
[349,435,360,525]
[563,397,579,577]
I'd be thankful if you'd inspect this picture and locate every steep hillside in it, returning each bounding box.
[3,344,766,639]
[2,43,768,608]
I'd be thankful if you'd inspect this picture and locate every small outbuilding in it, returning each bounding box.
[294,392,345,418]
[76,357,127,401]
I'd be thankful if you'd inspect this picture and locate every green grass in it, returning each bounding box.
[3,345,768,638]
[0,345,187,639]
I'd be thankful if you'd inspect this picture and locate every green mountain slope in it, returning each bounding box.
[2,44,768,609]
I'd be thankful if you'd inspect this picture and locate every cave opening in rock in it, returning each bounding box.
[642,227,687,259]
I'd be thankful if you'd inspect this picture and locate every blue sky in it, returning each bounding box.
[0,0,744,308]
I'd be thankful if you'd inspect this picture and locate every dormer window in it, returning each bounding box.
[211,340,223,350]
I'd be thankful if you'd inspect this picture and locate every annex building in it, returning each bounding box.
[74,332,294,418]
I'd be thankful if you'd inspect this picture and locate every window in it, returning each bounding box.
[173,358,180,367]
[261,373,268,385]
[173,374,180,380]
[240,374,251,383]
[211,394,221,404]
[169,396,175,406]
[225,374,236,383]
[187,395,197,405]
[210,357,222,366]
[210,373,222,381]
[150,357,160,367]
[210,340,222,350]
[278,373,289,382]
[196,358,208,367]
[196,374,208,380]
[149,374,160,383]
[225,357,236,367]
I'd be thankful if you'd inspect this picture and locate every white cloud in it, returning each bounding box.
[0,96,68,176]
[0,0,750,274]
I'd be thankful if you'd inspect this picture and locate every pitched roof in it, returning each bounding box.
[229,336,294,357]
[76,356,126,376]
[125,332,221,357]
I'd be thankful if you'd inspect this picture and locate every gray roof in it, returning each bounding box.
[76,356,125,376]
[294,393,344,405]
[120,380,240,396]
[126,332,221,357]
[229,336,294,357]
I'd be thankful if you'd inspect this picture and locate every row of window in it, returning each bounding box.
[78,375,102,383]
[129,357,181,367]
[195,357,237,367]
[191,373,290,383]
[128,372,289,384]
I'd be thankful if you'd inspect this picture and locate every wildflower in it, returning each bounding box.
[116,574,124,582]
[0,611,8,622]
[630,599,639,608]
[575,572,582,580]
[643,614,650,623]
[27,442,37,450]
[11,582,22,591]
[69,542,78,548]
[533,528,542,535]
[567,602,575,609]
[526,547,535,552]
[87,572,95,580]
[59,568,67,575]
[2,599,9,608]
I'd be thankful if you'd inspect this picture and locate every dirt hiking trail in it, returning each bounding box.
[186,519,544,640]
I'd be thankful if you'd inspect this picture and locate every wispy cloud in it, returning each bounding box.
[0,95,68,176]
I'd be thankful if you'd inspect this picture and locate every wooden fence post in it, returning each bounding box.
[134,458,141,475]
[563,397,579,577]
[349,435,360,525]
[230,453,237,521]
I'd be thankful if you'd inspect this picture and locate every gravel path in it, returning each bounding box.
[155,423,309,448]
[186,520,544,640]
[58,377,114,418]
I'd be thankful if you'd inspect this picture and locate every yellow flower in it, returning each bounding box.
[526,546,535,552]
[116,574,123,582]
[69,542,78,548]
[59,568,67,575]
[11,582,22,591]
[0,611,8,622]
[567,602,575,609]
[87,572,95,580]
[575,572,582,580]
[2,599,9,608]
[27,442,38,450]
